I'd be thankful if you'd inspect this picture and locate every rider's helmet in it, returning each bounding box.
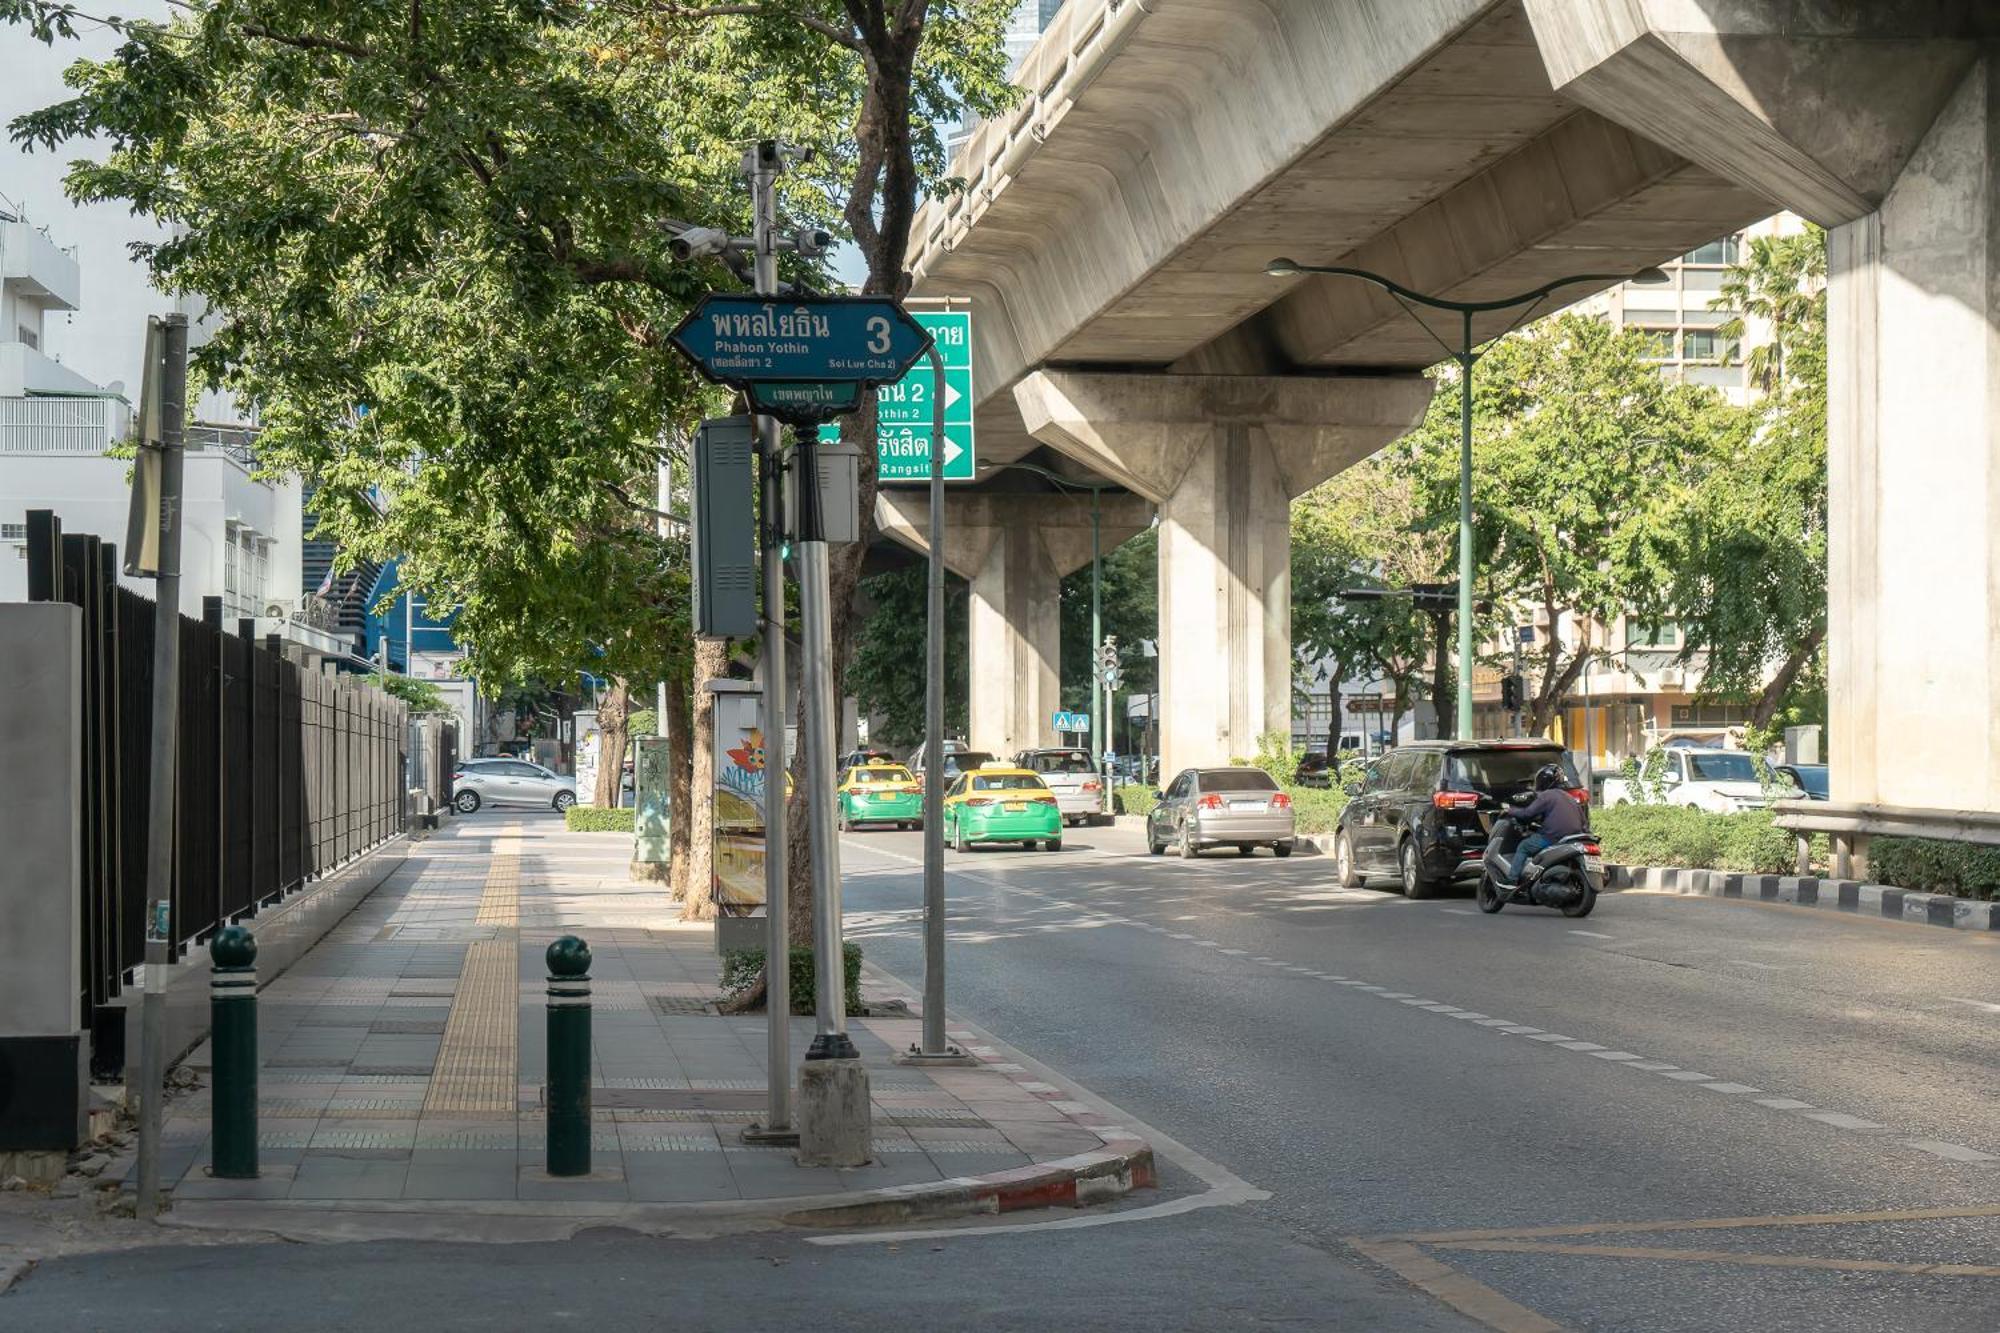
[1534,764,1563,791]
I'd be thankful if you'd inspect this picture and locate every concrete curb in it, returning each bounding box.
[1605,862,2000,931]
[151,1143,1157,1244]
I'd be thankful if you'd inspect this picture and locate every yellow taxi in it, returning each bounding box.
[942,763,1063,852]
[836,762,923,831]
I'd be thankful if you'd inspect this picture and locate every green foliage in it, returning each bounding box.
[1060,526,1158,711]
[1409,315,1743,733]
[1252,731,1301,785]
[720,943,863,1015]
[1116,784,1157,817]
[1671,226,1829,728]
[1613,749,1671,805]
[1869,840,2000,901]
[848,563,968,747]
[368,672,447,713]
[627,708,658,738]
[564,805,634,833]
[1591,805,1801,875]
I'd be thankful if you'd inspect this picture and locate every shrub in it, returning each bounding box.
[565,805,635,833]
[1116,784,1158,817]
[720,943,864,1015]
[1870,838,2000,900]
[1287,786,1348,834]
[1589,805,1799,874]
[1252,731,1301,786]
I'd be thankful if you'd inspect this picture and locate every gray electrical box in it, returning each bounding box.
[692,415,758,639]
[786,439,861,545]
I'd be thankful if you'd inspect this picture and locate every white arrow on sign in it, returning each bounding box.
[943,379,962,412]
[943,438,963,465]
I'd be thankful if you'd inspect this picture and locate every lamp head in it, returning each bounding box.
[1265,257,1303,277]
[1629,265,1670,285]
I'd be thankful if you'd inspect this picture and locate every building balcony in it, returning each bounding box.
[0,217,82,311]
[0,393,132,453]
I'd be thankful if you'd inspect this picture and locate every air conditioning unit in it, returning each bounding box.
[263,602,289,619]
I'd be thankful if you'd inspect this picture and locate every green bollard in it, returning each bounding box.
[545,936,592,1177]
[208,925,259,1180]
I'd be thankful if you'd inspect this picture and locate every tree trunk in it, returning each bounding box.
[1527,649,1591,739]
[1427,611,1454,739]
[662,667,693,902]
[592,678,630,809]
[1749,620,1827,730]
[681,638,731,923]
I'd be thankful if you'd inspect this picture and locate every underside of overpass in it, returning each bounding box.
[873,0,2000,827]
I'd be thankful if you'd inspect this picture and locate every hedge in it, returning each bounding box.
[1590,805,2000,900]
[1114,783,1346,834]
[720,943,864,1015]
[564,805,635,833]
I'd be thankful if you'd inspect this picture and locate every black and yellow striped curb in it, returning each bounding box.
[1607,863,1999,931]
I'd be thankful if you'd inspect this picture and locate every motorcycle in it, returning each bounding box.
[1477,799,1603,917]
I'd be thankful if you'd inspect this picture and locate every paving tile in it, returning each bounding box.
[290,1156,411,1199]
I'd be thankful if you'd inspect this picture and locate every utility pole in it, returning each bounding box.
[134,312,188,1220]
[746,145,794,1142]
[1090,488,1105,815]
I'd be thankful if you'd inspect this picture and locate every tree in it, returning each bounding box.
[368,672,449,714]
[1410,315,1739,735]
[1058,525,1157,721]
[847,562,967,747]
[1672,226,1828,729]
[1291,441,1449,743]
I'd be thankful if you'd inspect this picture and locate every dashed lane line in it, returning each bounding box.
[842,842,2000,1179]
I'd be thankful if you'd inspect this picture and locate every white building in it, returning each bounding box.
[0,201,352,658]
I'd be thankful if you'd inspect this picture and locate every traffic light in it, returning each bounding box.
[1500,674,1524,711]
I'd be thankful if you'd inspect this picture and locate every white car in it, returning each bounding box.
[1601,747,1771,813]
[1012,747,1107,826]
[452,757,578,813]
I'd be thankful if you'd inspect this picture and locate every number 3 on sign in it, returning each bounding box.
[865,316,891,354]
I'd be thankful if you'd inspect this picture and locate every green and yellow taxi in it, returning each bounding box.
[836,763,924,831]
[943,764,1064,852]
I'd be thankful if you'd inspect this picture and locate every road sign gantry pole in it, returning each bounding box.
[748,147,793,1142]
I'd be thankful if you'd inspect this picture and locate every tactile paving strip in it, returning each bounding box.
[422,934,519,1116]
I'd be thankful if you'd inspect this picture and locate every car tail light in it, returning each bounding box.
[1081,780,1101,792]
[1581,842,1601,855]
[964,796,993,807]
[1566,787,1591,805]
[452,771,466,782]
[1031,794,1057,805]
[1198,793,1225,810]
[1269,792,1292,810]
[1432,790,1479,809]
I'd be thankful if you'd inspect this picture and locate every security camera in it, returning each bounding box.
[790,227,833,258]
[668,226,733,261]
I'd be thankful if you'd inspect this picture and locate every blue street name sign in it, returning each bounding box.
[671,295,933,387]
[821,310,976,481]
[1052,711,1090,733]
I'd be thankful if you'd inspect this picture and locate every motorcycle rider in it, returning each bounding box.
[1507,764,1586,885]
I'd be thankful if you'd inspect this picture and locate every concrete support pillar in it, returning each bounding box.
[877,488,1152,757]
[1014,371,1433,773]
[1525,5,1996,812]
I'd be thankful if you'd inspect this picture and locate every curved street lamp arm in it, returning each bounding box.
[1272,261,1655,315]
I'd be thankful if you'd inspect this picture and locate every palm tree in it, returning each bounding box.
[1712,226,1825,396]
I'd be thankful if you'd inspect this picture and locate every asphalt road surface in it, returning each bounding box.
[9,818,1996,1331]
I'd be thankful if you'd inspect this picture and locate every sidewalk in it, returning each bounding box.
[142,816,1150,1238]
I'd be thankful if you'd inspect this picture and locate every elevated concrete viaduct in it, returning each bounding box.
[879,0,1999,831]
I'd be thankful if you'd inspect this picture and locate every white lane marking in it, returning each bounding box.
[1495,1024,1543,1034]
[1944,996,2000,1014]
[1660,1070,1717,1081]
[1219,948,1247,956]
[1802,1111,1887,1131]
[1526,1033,1576,1043]
[1904,1139,1998,1163]
[1626,1061,1680,1072]
[1473,1017,1517,1028]
[1568,930,1615,939]
[1756,1098,1816,1111]
[1555,1041,1606,1051]
[1380,992,1416,999]
[1727,959,1790,970]
[1702,1082,1762,1095]
[1450,1012,1491,1021]
[1442,909,1478,916]
[1589,1051,1644,1062]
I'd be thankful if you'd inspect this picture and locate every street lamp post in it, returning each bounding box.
[1266,257,1667,740]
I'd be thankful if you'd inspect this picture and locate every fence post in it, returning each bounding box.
[545,936,592,1177]
[208,924,258,1179]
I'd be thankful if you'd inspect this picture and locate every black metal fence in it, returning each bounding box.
[25,511,407,1061]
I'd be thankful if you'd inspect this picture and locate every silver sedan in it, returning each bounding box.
[1146,766,1296,857]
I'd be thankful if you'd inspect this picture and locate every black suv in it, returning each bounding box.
[1332,740,1586,898]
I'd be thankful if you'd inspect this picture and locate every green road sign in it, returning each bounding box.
[819,310,975,481]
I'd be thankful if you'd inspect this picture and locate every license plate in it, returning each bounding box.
[1230,799,1266,810]
[1004,801,1025,813]
[873,792,896,801]
[1584,856,1604,875]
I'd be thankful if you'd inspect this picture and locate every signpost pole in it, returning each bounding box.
[748,151,793,1142]
[1090,489,1105,817]
[135,313,188,1220]
[917,343,955,1060]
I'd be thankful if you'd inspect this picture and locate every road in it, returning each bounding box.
[8,817,1996,1331]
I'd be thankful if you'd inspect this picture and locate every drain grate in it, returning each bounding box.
[618,1136,724,1152]
[650,996,714,1016]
